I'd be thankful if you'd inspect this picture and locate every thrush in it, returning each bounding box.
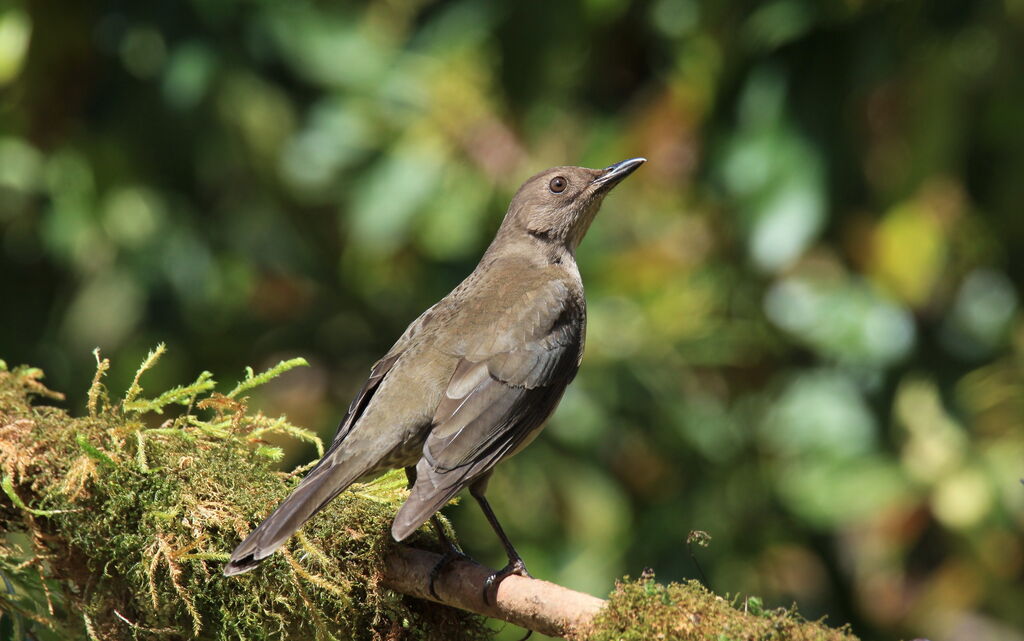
[224,157,646,597]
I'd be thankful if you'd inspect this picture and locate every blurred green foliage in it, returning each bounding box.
[1,1,1022,640]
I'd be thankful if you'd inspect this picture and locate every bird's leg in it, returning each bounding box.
[405,467,466,600]
[426,514,468,600]
[469,476,532,606]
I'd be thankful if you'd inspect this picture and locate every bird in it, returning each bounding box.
[224,157,646,598]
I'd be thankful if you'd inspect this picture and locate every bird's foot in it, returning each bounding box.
[428,546,469,601]
[482,557,531,606]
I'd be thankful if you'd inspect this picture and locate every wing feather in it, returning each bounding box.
[391,279,583,540]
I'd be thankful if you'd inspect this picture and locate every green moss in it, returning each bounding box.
[0,351,491,641]
[585,572,857,641]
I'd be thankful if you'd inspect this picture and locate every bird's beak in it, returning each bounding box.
[593,157,646,187]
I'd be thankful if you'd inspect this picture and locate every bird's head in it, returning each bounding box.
[498,158,646,253]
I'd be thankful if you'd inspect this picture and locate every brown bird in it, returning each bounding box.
[224,158,646,596]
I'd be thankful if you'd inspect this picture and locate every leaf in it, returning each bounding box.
[75,434,116,468]
[87,348,111,417]
[1,475,67,517]
[254,445,284,461]
[227,358,309,399]
[123,343,167,406]
[247,416,323,457]
[123,371,216,415]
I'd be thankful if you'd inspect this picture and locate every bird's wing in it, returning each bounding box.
[327,302,439,449]
[326,351,400,449]
[225,306,434,575]
[391,279,583,540]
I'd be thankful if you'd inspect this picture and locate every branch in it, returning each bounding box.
[383,546,604,638]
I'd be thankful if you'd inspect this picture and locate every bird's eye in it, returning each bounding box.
[549,176,567,193]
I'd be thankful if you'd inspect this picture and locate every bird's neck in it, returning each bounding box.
[482,229,576,269]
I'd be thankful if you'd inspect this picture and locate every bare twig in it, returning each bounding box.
[382,546,605,639]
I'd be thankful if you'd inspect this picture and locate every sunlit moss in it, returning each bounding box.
[0,350,489,641]
[585,572,858,641]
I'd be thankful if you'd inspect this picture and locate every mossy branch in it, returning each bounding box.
[0,351,859,641]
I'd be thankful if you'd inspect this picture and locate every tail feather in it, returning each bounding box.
[390,461,468,542]
[223,462,361,576]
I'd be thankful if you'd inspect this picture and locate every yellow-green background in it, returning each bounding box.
[1,1,1022,640]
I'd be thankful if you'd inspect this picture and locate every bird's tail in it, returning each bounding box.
[223,461,362,576]
[390,459,468,542]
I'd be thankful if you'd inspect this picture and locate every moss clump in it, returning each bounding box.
[585,572,857,641]
[0,348,491,641]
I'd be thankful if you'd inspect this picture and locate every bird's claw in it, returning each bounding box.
[482,557,531,606]
[428,547,468,601]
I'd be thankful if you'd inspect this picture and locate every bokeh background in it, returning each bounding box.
[2,1,1023,639]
